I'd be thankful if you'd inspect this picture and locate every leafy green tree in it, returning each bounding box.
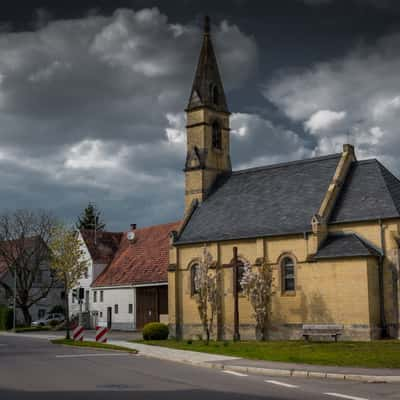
[76,202,105,231]
[50,225,89,339]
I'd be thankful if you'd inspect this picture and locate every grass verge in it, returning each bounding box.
[14,326,51,333]
[134,339,400,369]
[52,339,138,353]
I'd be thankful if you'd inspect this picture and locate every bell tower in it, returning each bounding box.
[184,16,231,214]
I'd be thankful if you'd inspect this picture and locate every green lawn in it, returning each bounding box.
[14,326,51,333]
[51,339,137,353]
[135,340,400,369]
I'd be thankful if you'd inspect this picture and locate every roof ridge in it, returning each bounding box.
[232,153,341,176]
[352,232,383,256]
[122,220,182,234]
[375,160,400,215]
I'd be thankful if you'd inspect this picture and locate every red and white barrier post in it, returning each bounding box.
[72,325,84,341]
[95,326,108,343]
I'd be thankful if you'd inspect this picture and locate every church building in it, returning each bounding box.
[168,17,400,341]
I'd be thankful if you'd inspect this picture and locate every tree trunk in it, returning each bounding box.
[20,305,31,326]
[64,274,70,340]
[205,327,210,345]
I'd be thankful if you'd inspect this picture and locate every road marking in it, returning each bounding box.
[222,370,248,377]
[264,380,299,388]
[324,393,368,400]
[56,353,130,358]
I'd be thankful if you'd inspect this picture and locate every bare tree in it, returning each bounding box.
[0,210,58,325]
[240,259,275,341]
[50,225,89,339]
[194,247,219,344]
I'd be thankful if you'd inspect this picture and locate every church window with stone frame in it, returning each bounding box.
[281,257,295,292]
[212,121,222,150]
[211,84,219,105]
[190,263,201,296]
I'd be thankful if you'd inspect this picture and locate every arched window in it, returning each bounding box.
[212,85,219,105]
[212,121,222,149]
[281,257,295,292]
[190,263,201,295]
[209,84,219,105]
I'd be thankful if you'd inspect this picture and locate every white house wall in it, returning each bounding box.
[91,287,136,331]
[68,231,107,317]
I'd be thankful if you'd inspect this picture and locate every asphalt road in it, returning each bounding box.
[1,335,400,400]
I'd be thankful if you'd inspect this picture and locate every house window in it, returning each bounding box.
[38,309,46,319]
[61,291,65,300]
[281,256,295,292]
[212,121,222,150]
[100,311,103,318]
[93,291,97,303]
[114,304,118,314]
[84,268,88,279]
[190,263,201,295]
[100,291,104,302]
[128,304,133,314]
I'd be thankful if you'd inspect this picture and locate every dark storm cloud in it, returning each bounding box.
[0,7,259,229]
[0,1,399,229]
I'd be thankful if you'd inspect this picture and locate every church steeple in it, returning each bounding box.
[184,16,231,214]
[187,16,229,113]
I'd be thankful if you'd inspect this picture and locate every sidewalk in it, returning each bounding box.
[2,331,400,383]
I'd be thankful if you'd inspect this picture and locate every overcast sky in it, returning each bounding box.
[1,0,400,230]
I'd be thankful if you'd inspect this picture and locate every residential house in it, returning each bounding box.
[0,236,64,324]
[69,230,122,323]
[168,18,400,341]
[92,221,180,331]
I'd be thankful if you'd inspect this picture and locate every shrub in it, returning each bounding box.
[0,305,13,330]
[142,322,169,340]
[49,319,59,327]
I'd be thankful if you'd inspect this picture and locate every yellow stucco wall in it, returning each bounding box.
[169,219,400,340]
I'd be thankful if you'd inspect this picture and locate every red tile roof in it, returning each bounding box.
[80,230,123,264]
[92,221,181,287]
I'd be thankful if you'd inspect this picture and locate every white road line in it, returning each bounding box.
[222,370,248,377]
[56,353,129,358]
[324,393,369,400]
[264,380,299,388]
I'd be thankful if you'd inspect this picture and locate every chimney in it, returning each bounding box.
[130,224,136,230]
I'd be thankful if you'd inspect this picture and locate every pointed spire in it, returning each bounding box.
[187,16,229,113]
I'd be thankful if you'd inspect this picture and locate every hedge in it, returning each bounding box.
[0,305,13,330]
[142,322,169,340]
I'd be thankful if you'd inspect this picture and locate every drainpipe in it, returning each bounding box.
[378,219,387,338]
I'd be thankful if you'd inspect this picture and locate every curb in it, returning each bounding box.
[190,362,400,383]
[132,353,400,384]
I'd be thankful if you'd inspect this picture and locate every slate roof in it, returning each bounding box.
[330,159,400,223]
[177,155,400,245]
[177,154,342,244]
[313,234,382,259]
[92,221,181,287]
[80,230,123,264]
